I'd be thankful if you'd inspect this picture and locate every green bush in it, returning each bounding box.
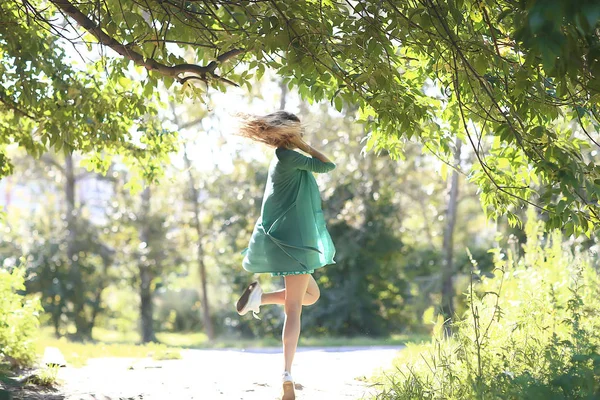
[373,215,600,399]
[0,265,42,368]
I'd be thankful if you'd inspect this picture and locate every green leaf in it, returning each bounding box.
[333,96,342,112]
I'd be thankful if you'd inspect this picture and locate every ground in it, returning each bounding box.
[4,346,402,400]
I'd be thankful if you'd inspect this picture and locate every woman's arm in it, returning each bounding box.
[291,137,333,164]
[281,137,336,173]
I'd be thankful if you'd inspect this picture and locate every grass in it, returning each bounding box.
[116,329,428,349]
[370,218,600,400]
[36,327,428,368]
[0,364,60,394]
[24,365,60,387]
[36,330,183,368]
[299,333,430,348]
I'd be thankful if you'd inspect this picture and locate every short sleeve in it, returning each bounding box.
[276,148,336,173]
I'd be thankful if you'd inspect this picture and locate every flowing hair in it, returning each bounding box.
[237,111,303,148]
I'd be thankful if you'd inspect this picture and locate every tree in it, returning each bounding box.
[8,0,600,232]
[182,143,215,340]
[0,152,118,339]
[0,70,503,338]
[137,186,156,342]
[40,152,117,338]
[122,181,181,343]
[441,139,462,330]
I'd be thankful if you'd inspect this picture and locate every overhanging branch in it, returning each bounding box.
[49,0,243,86]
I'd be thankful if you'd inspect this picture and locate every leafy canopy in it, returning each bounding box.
[0,1,176,182]
[3,0,600,232]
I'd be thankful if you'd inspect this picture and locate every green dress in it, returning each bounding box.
[242,147,336,276]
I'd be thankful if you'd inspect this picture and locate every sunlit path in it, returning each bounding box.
[56,346,402,400]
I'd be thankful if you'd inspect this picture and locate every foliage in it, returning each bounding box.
[24,365,59,387]
[104,170,186,342]
[155,289,203,332]
[27,209,112,338]
[303,206,407,337]
[372,212,600,399]
[296,104,494,336]
[0,77,503,340]
[0,156,122,339]
[0,1,176,183]
[9,0,600,231]
[0,265,42,368]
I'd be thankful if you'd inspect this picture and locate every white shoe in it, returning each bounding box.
[236,281,262,319]
[282,371,293,383]
[281,371,295,400]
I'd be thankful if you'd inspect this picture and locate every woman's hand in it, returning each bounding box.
[290,136,312,154]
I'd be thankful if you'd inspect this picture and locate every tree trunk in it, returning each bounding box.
[88,258,108,336]
[441,139,462,334]
[52,298,62,338]
[88,286,102,336]
[139,186,156,343]
[170,101,215,341]
[183,147,215,340]
[140,265,155,343]
[64,152,88,339]
[279,79,288,110]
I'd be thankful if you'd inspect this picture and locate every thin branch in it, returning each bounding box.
[139,38,216,49]
[179,117,204,130]
[40,154,66,173]
[452,54,549,214]
[0,93,38,120]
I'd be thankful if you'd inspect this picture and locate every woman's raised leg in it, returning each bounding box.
[261,274,320,306]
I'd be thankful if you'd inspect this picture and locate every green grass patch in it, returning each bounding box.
[24,365,59,387]
[36,332,182,367]
[36,326,423,368]
[371,215,600,399]
[299,333,429,348]
[150,345,182,361]
[93,327,425,349]
[121,331,423,349]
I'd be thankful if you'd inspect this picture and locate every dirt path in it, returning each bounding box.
[54,346,402,400]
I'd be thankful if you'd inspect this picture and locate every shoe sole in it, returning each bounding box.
[236,281,258,315]
[281,381,295,400]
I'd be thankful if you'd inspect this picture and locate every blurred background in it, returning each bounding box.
[0,71,548,351]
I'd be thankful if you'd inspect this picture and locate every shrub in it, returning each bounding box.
[373,215,600,399]
[0,265,42,368]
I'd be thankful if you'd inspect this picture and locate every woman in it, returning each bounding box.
[235,110,336,400]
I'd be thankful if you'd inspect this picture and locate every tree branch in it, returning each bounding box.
[452,55,548,214]
[49,0,243,86]
[40,154,65,173]
[0,92,38,120]
[179,117,204,130]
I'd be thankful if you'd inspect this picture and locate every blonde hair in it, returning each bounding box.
[237,111,302,148]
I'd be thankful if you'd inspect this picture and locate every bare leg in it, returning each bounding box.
[282,274,310,374]
[261,274,320,306]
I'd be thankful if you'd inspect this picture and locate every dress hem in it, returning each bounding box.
[243,261,335,276]
[271,270,315,277]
